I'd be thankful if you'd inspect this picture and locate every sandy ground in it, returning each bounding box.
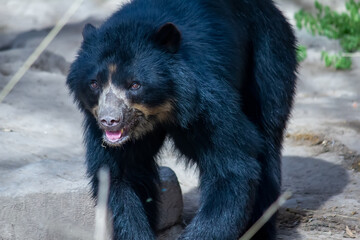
[0,0,359,239]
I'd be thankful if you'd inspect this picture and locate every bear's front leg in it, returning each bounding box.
[84,121,165,240]
[89,159,160,240]
[107,180,156,240]
[91,155,161,240]
[178,151,261,240]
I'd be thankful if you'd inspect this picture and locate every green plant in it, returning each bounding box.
[321,51,352,69]
[295,0,360,69]
[296,45,308,62]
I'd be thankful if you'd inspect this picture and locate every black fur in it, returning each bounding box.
[67,0,297,239]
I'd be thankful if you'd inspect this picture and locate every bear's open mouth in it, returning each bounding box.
[105,129,123,142]
[103,128,130,146]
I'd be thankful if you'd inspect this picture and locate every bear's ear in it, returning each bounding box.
[82,23,97,40]
[154,22,181,53]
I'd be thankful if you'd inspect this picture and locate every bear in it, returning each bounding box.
[66,0,297,239]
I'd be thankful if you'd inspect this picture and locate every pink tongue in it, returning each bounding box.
[105,130,122,142]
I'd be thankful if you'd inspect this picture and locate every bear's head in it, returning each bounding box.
[67,22,198,147]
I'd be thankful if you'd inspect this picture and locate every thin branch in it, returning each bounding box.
[0,0,84,104]
[94,167,112,240]
[239,191,292,240]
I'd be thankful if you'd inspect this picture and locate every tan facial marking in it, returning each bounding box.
[91,105,99,117]
[108,64,117,83]
[132,101,173,122]
[133,122,156,139]
[108,64,117,75]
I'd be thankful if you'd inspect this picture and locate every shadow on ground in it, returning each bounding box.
[278,156,349,239]
[182,156,349,239]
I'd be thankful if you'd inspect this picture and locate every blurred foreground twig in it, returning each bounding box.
[94,167,112,240]
[239,191,292,240]
[0,0,84,104]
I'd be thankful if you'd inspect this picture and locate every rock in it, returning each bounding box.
[0,161,184,240]
[182,187,200,224]
[32,50,69,75]
[6,29,48,50]
[0,48,69,76]
[157,166,184,231]
[157,224,183,240]
[0,18,101,63]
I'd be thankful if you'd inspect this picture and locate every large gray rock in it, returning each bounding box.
[155,167,184,240]
[156,167,183,231]
[0,160,184,240]
[157,224,183,240]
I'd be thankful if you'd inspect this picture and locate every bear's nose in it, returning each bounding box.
[100,116,120,127]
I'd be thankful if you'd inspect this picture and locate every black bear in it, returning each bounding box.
[67,0,297,239]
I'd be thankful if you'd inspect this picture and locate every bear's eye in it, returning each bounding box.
[130,82,141,90]
[90,80,99,90]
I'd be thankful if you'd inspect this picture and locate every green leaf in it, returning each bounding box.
[321,52,353,69]
[334,56,352,69]
[296,45,308,62]
[295,0,359,70]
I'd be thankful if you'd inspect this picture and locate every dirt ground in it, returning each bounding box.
[0,0,359,239]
